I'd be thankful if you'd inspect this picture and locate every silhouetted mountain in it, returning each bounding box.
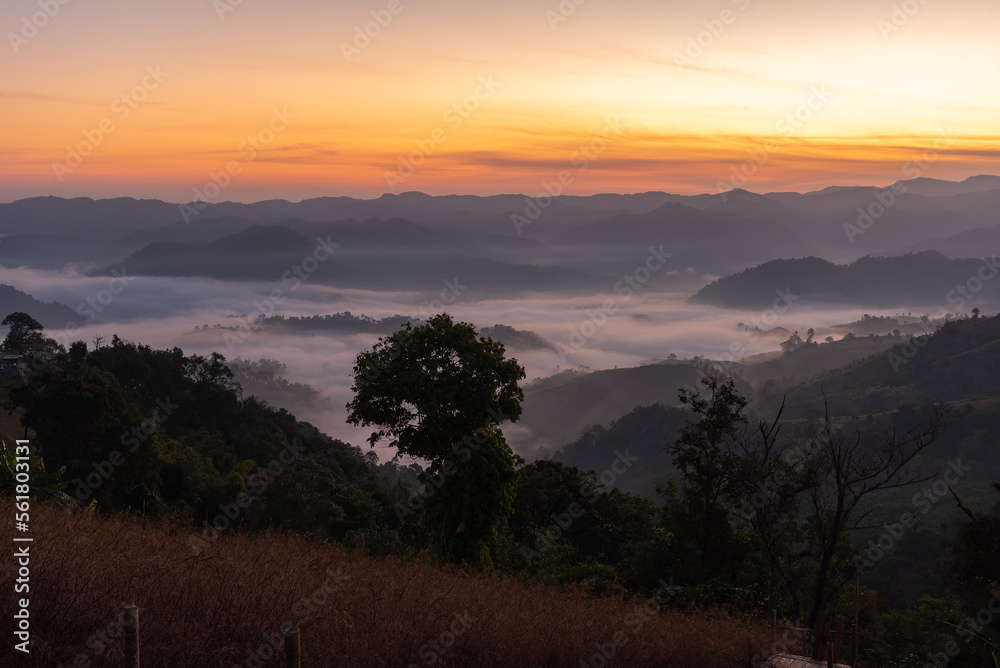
[549,202,815,277]
[101,221,606,294]
[550,403,688,497]
[254,314,556,353]
[99,225,353,282]
[0,196,182,239]
[0,284,79,329]
[888,175,1000,197]
[0,234,122,270]
[901,216,1000,259]
[115,216,266,250]
[761,185,993,262]
[478,325,556,352]
[3,179,998,284]
[511,361,748,457]
[691,251,1000,308]
[738,334,905,388]
[772,313,1000,418]
[680,188,806,229]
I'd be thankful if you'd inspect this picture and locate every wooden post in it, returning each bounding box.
[284,628,301,668]
[853,571,860,667]
[747,637,754,668]
[832,615,846,662]
[813,612,831,660]
[827,641,834,668]
[124,605,139,668]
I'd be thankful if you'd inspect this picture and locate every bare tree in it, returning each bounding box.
[729,399,813,620]
[799,399,951,630]
[728,395,950,628]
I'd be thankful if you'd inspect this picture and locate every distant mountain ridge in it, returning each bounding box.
[0,284,79,330]
[99,222,604,294]
[3,176,998,291]
[691,251,1000,309]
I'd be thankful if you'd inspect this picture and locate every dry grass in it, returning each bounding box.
[1,500,775,667]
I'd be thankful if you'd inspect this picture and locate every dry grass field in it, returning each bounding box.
[0,500,780,667]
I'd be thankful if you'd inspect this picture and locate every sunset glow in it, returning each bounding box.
[2,0,998,201]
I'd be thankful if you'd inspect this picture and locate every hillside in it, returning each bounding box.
[552,403,689,497]
[691,251,999,309]
[0,500,773,667]
[99,222,605,295]
[253,313,556,352]
[549,201,816,276]
[96,225,355,283]
[4,183,1000,282]
[0,285,78,329]
[771,313,1000,417]
[513,361,748,456]
[738,335,903,388]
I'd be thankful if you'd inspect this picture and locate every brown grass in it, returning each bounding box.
[1,500,775,667]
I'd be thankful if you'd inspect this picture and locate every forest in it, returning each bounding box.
[0,311,998,666]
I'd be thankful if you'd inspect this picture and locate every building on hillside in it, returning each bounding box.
[1,354,26,378]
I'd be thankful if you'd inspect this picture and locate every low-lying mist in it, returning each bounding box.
[2,264,981,460]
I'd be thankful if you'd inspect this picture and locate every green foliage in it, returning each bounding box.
[347,314,526,567]
[421,428,516,568]
[951,484,1000,592]
[554,403,687,497]
[1,311,45,354]
[506,458,672,594]
[5,335,396,548]
[669,373,749,582]
[4,311,997,668]
[347,314,525,461]
[0,440,76,506]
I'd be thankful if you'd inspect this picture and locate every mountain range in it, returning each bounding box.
[1,175,997,301]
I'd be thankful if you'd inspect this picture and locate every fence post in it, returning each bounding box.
[832,615,846,662]
[851,622,859,668]
[813,612,831,660]
[285,627,301,668]
[124,605,139,668]
[827,641,833,668]
[853,570,860,667]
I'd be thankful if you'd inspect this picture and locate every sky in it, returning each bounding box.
[1,0,999,202]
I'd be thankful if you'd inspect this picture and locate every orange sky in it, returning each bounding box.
[1,0,998,202]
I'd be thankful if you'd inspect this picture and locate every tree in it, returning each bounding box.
[668,374,952,632]
[2,312,45,354]
[780,331,804,353]
[797,401,950,631]
[726,398,809,618]
[669,373,748,581]
[951,482,1000,591]
[347,314,525,567]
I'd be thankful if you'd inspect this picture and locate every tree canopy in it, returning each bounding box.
[2,311,46,354]
[347,314,526,567]
[347,314,525,462]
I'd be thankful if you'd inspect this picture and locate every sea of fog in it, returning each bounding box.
[1,265,973,459]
